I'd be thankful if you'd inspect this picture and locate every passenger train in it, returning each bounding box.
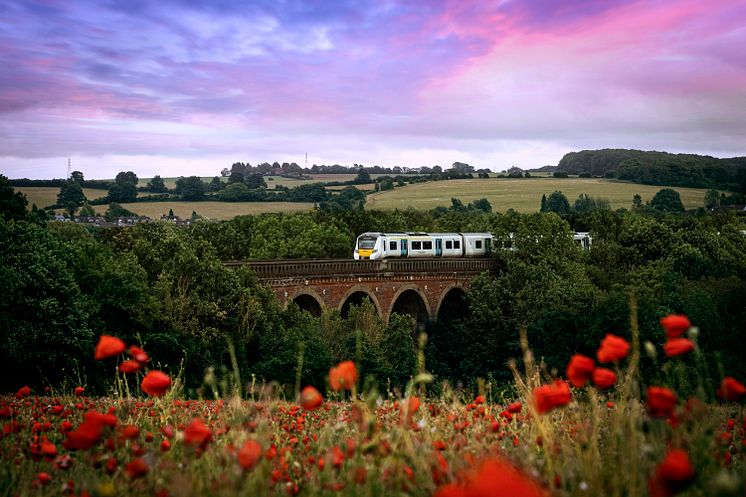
[354,232,494,260]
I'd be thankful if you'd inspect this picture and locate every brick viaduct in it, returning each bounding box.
[224,258,501,326]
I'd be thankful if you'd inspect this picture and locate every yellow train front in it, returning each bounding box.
[353,232,493,260]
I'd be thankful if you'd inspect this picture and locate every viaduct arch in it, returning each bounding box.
[225,258,500,324]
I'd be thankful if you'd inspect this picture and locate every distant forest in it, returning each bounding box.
[558,149,746,192]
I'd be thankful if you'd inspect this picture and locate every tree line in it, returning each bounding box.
[558,148,746,192]
[2,175,746,396]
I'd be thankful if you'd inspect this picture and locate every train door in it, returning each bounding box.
[401,239,408,257]
[435,238,442,257]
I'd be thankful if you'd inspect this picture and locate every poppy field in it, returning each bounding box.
[2,313,745,497]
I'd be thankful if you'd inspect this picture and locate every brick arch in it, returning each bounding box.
[387,284,432,325]
[338,285,383,320]
[289,289,325,317]
[435,284,469,322]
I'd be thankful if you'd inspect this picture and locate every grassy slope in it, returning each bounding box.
[365,177,711,212]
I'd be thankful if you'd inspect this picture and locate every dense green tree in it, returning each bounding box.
[704,189,720,209]
[176,176,206,200]
[108,171,139,202]
[0,220,93,390]
[650,188,685,212]
[217,183,250,201]
[146,175,168,193]
[115,171,139,186]
[57,180,87,215]
[207,176,224,192]
[0,174,29,221]
[105,202,138,220]
[632,194,643,209]
[79,202,96,217]
[543,191,571,215]
[70,171,84,183]
[245,174,267,190]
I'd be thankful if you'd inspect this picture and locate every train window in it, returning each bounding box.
[390,241,397,250]
[454,240,460,249]
[475,240,482,249]
[446,240,453,249]
[412,241,422,250]
[423,241,432,249]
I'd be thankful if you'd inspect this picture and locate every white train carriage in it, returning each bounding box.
[354,232,493,260]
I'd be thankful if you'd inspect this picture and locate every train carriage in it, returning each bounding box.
[354,232,493,260]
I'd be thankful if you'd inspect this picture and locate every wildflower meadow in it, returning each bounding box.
[2,303,744,497]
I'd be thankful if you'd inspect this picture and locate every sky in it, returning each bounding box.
[1,0,745,179]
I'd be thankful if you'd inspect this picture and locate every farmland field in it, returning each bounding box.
[15,186,109,209]
[366,178,712,212]
[113,201,315,220]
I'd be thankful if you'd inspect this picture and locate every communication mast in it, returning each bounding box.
[66,158,71,179]
[305,153,308,170]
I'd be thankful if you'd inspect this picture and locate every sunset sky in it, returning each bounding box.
[1,0,745,179]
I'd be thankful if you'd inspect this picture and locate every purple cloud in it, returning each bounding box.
[0,0,744,179]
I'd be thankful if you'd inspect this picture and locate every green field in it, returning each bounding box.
[365,177,711,212]
[16,187,109,209]
[18,177,713,219]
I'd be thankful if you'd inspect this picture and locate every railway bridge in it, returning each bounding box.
[224,258,501,325]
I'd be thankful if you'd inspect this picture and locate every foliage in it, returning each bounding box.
[146,175,168,193]
[57,180,87,214]
[650,188,685,212]
[176,176,206,201]
[105,202,139,220]
[0,174,29,221]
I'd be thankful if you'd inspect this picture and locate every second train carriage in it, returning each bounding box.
[354,232,493,260]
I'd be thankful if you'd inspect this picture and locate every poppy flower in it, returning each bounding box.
[533,380,571,414]
[238,439,262,470]
[592,368,617,390]
[716,377,746,401]
[596,334,630,363]
[400,396,421,422]
[128,345,149,363]
[451,456,550,497]
[125,458,149,479]
[647,386,677,418]
[663,338,695,358]
[184,418,211,449]
[62,420,104,450]
[299,386,323,410]
[73,386,85,397]
[36,473,52,486]
[94,335,126,360]
[566,354,595,388]
[15,386,31,399]
[141,371,171,397]
[329,361,358,391]
[119,360,143,374]
[648,449,695,497]
[660,315,691,339]
[507,401,523,414]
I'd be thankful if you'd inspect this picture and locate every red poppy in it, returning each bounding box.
[128,345,149,363]
[592,368,617,389]
[299,386,323,410]
[663,338,695,358]
[659,315,691,339]
[141,371,171,397]
[648,449,695,497]
[125,458,149,479]
[73,386,85,397]
[566,354,595,388]
[596,334,630,363]
[184,418,211,449]
[62,420,104,450]
[533,380,571,414]
[647,386,677,418]
[400,396,421,422]
[238,439,262,470]
[119,360,143,374]
[329,361,358,391]
[507,401,523,413]
[36,473,52,486]
[94,335,126,360]
[716,377,746,401]
[15,385,31,399]
[460,456,550,497]
[121,425,140,440]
